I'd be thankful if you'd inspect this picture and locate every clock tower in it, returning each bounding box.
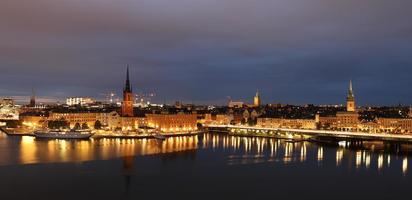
[346,80,356,112]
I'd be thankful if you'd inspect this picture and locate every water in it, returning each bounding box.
[0,133,411,200]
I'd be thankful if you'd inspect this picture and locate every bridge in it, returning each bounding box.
[205,124,412,143]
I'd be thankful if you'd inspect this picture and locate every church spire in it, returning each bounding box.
[347,80,354,100]
[124,65,132,92]
[29,87,36,107]
[346,80,356,112]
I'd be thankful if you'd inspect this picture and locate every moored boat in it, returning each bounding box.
[34,129,94,139]
[153,133,166,140]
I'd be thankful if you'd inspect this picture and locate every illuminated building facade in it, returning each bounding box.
[66,97,95,106]
[203,114,232,125]
[0,98,19,120]
[146,113,197,133]
[257,118,317,129]
[49,112,98,128]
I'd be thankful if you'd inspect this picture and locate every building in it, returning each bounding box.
[121,67,134,117]
[253,90,261,107]
[146,113,197,133]
[257,118,317,129]
[203,114,232,125]
[0,98,19,120]
[347,80,356,112]
[228,101,244,108]
[66,97,95,106]
[335,80,359,131]
[49,112,99,128]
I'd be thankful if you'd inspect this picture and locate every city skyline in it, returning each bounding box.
[2,0,412,105]
[1,77,410,107]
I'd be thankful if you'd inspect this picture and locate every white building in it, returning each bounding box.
[66,97,95,106]
[0,98,19,120]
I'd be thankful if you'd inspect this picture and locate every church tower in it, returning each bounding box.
[121,66,134,117]
[346,80,356,112]
[29,88,36,107]
[253,89,261,107]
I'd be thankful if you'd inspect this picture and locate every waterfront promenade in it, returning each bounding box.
[206,124,412,143]
[0,127,203,139]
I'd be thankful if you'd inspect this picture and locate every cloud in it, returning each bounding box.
[1,0,412,105]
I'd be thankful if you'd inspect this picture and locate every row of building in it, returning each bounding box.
[20,68,198,133]
[256,81,412,134]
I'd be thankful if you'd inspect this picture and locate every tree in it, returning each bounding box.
[73,123,81,130]
[247,117,257,126]
[196,122,203,130]
[48,120,69,129]
[94,120,102,130]
[81,123,89,130]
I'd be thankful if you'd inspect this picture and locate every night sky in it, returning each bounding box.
[1,0,412,105]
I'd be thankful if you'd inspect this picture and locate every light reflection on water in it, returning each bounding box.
[202,134,411,175]
[0,133,411,175]
[0,135,198,166]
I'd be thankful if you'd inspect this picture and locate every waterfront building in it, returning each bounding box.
[335,80,359,131]
[121,67,134,117]
[203,114,232,125]
[146,113,197,133]
[20,115,47,128]
[49,112,99,128]
[257,118,317,129]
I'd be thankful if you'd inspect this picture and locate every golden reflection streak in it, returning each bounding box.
[284,143,293,163]
[300,142,306,162]
[336,148,343,166]
[317,146,323,162]
[20,136,36,164]
[356,151,362,168]
[402,157,408,175]
[365,153,371,169]
[378,154,383,170]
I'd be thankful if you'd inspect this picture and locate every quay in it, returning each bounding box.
[205,124,412,143]
[0,128,203,140]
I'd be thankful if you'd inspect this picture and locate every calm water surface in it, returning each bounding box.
[0,132,411,200]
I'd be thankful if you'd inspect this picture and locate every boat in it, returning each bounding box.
[34,129,94,139]
[153,133,166,140]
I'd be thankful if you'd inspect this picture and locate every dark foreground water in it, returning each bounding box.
[0,133,411,200]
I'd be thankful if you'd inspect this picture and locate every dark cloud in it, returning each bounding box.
[1,0,412,105]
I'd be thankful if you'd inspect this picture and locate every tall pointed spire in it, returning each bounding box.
[124,65,132,92]
[346,80,356,112]
[348,80,354,99]
[29,87,36,107]
[122,65,134,117]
